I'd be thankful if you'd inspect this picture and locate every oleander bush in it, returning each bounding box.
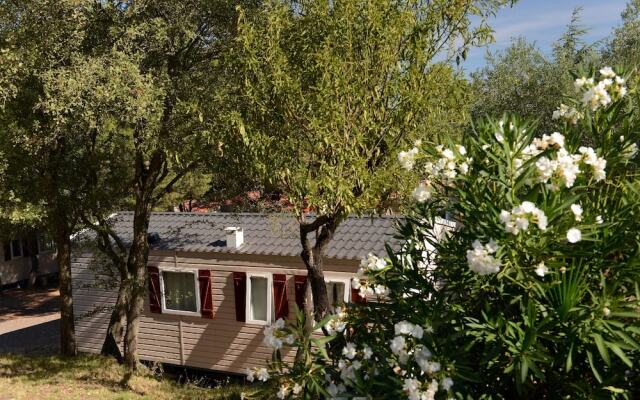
[253,66,640,400]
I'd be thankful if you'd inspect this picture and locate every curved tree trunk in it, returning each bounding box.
[123,178,154,371]
[101,275,129,362]
[299,213,342,335]
[55,224,76,357]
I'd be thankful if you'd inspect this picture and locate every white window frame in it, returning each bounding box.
[324,273,351,305]
[245,272,273,325]
[159,267,201,317]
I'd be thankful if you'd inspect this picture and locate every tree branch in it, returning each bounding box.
[152,159,200,204]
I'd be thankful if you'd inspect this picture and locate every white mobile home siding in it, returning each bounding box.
[0,247,57,287]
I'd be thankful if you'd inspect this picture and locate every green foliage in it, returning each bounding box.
[471,7,601,134]
[232,0,507,216]
[0,0,123,234]
[605,0,640,67]
[259,68,640,399]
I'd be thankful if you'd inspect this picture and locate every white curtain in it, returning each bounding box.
[250,276,268,321]
[327,282,345,308]
[163,271,197,312]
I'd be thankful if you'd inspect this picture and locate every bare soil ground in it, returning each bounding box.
[0,288,60,355]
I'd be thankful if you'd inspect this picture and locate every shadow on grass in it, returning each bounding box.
[0,353,260,400]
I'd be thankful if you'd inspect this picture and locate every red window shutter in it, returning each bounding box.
[351,285,367,303]
[294,275,307,311]
[198,270,214,319]
[233,272,247,322]
[147,266,162,313]
[273,274,289,319]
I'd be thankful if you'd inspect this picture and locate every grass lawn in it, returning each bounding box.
[0,353,258,400]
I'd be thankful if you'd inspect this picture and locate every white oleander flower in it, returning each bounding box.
[599,66,616,78]
[412,182,432,203]
[533,132,565,150]
[325,307,348,334]
[403,378,420,394]
[398,147,419,170]
[535,262,548,277]
[441,148,455,160]
[623,143,638,159]
[574,76,594,90]
[390,335,406,356]
[292,383,303,395]
[567,228,582,243]
[552,104,583,124]
[245,368,255,382]
[342,342,358,360]
[263,319,286,350]
[582,80,612,111]
[326,382,346,399]
[362,345,373,360]
[359,253,387,272]
[277,385,290,399]
[579,146,606,181]
[500,202,547,234]
[466,239,501,275]
[555,148,581,188]
[394,321,424,339]
[596,215,603,224]
[250,368,270,382]
[374,284,389,296]
[570,203,583,222]
[426,145,472,184]
[441,377,454,391]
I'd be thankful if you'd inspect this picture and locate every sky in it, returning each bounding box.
[462,0,629,73]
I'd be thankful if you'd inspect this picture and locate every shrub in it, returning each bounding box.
[254,67,640,399]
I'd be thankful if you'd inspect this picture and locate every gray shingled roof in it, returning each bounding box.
[102,212,402,260]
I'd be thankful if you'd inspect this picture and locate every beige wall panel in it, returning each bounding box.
[72,249,355,374]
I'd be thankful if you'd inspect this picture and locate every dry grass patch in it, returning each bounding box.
[0,354,256,400]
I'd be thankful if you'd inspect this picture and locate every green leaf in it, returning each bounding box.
[520,358,529,383]
[603,386,626,394]
[606,342,633,367]
[565,343,573,372]
[592,333,611,366]
[587,350,603,383]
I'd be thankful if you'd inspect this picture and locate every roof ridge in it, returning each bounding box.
[112,211,403,219]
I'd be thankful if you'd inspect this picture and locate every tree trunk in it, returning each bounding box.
[26,232,40,289]
[123,196,153,371]
[101,274,129,362]
[55,224,76,357]
[299,214,341,333]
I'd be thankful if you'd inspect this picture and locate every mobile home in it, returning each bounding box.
[1,235,57,289]
[72,212,401,374]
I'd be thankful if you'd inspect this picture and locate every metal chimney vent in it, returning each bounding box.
[224,227,244,248]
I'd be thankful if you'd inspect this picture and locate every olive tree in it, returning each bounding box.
[233,0,511,325]
[60,0,256,370]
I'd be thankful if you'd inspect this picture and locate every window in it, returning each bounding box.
[326,281,347,309]
[324,275,351,310]
[160,270,200,316]
[246,273,272,324]
[11,240,22,258]
[38,233,55,252]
